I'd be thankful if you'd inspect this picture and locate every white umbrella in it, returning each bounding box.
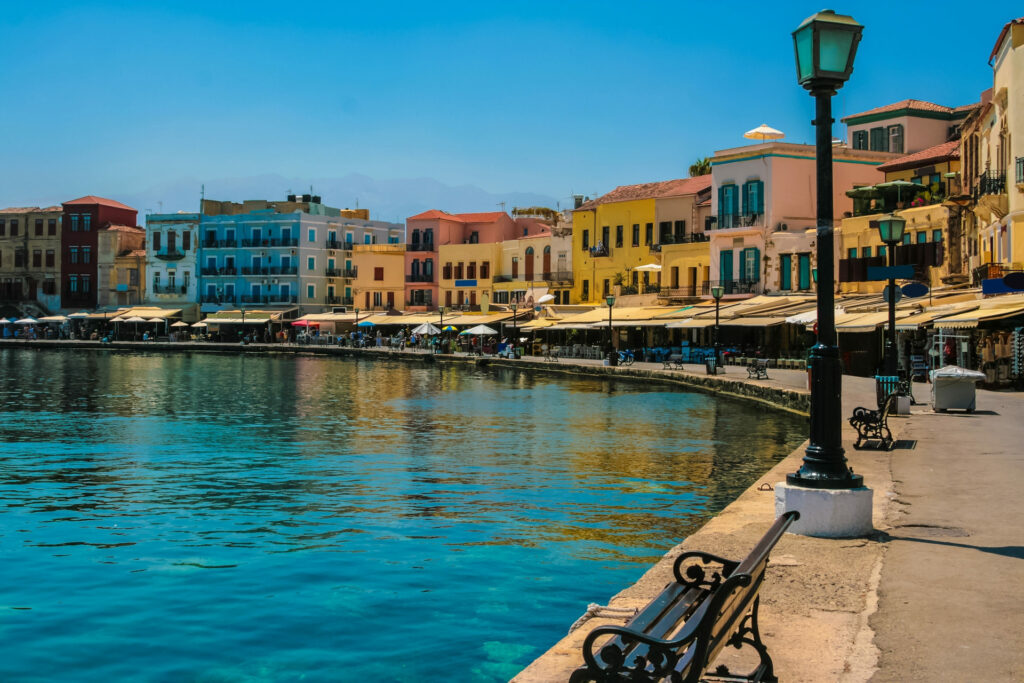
[67,311,90,319]
[412,322,441,335]
[147,318,164,323]
[744,123,784,142]
[191,322,208,328]
[15,317,37,325]
[122,316,148,323]
[109,316,126,323]
[634,263,662,272]
[171,321,190,328]
[461,324,498,336]
[0,318,10,324]
[536,294,555,304]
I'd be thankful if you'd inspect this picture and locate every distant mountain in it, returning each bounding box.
[118,174,561,223]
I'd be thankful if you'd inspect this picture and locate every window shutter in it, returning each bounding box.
[756,181,764,214]
[750,247,760,281]
[742,182,749,215]
[718,186,725,217]
[739,248,748,280]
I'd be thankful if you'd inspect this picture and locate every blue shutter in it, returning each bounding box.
[718,186,725,218]
[739,247,748,280]
[720,249,733,282]
[756,181,764,214]
[742,182,749,215]
[750,247,761,282]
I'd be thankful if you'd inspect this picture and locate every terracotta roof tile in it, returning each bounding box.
[990,17,1024,64]
[575,175,711,211]
[456,211,508,223]
[62,195,137,211]
[875,140,960,173]
[841,99,969,122]
[106,224,144,233]
[407,209,464,222]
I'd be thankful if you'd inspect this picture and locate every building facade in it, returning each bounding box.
[841,99,974,156]
[146,212,200,317]
[198,197,402,313]
[352,243,407,311]
[60,196,139,310]
[0,206,62,311]
[98,226,146,307]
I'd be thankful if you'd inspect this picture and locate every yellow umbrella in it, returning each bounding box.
[744,123,784,142]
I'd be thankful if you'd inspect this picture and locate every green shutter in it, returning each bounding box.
[742,182,749,215]
[780,254,791,290]
[718,186,725,217]
[739,247,747,280]
[750,247,760,281]
[756,181,764,214]
[720,249,733,282]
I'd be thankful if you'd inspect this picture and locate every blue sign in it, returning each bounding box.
[867,265,915,281]
[901,282,929,298]
[1003,272,1024,290]
[982,278,1016,295]
[454,279,477,288]
[882,285,902,304]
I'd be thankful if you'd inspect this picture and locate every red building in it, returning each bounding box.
[61,196,138,309]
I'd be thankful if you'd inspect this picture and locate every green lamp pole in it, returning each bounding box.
[788,9,865,490]
[510,302,518,358]
[877,215,907,375]
[606,295,617,366]
[711,285,724,369]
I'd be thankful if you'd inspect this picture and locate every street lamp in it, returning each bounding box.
[510,302,518,358]
[787,9,865,492]
[877,214,907,375]
[711,285,725,372]
[606,295,617,366]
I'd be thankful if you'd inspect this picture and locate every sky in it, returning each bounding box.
[0,1,1019,214]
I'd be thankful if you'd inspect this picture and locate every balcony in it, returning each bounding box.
[202,239,236,248]
[325,296,354,306]
[701,279,761,296]
[154,249,186,261]
[267,295,298,304]
[541,271,573,283]
[839,242,944,283]
[587,245,610,257]
[270,238,298,247]
[1017,157,1024,185]
[972,262,1012,287]
[651,233,709,252]
[406,273,434,282]
[326,239,355,250]
[201,294,236,304]
[406,299,435,308]
[407,242,435,252]
[201,267,238,276]
[711,213,763,230]
[974,170,1006,198]
[151,285,187,295]
[660,286,700,299]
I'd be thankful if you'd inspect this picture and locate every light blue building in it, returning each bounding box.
[197,197,403,313]
[145,212,201,320]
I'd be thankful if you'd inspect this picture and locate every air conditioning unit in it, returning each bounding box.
[328,250,335,256]
[272,279,279,284]
[261,251,267,256]
[262,279,269,285]
[291,249,297,255]
[328,278,335,284]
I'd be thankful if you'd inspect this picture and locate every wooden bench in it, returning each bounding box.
[570,511,799,683]
[850,393,897,450]
[746,359,769,380]
[662,354,684,370]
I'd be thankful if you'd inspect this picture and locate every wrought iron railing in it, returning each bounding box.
[1016,157,1024,184]
[541,271,573,282]
[407,242,435,252]
[975,170,1006,197]
[713,213,763,229]
[406,273,433,282]
[701,279,761,295]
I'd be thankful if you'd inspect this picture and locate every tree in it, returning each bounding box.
[689,157,711,177]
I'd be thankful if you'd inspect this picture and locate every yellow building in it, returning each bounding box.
[438,242,501,310]
[660,241,711,299]
[352,244,406,311]
[571,176,711,304]
[0,206,62,310]
[490,231,574,306]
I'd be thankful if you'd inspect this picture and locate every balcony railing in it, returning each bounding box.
[326,239,355,250]
[1016,157,1024,185]
[587,245,610,257]
[267,295,298,304]
[701,279,761,295]
[151,285,187,294]
[975,170,1006,198]
[202,240,236,248]
[406,273,434,282]
[407,242,435,252]
[972,262,1010,286]
[541,271,573,282]
[201,294,236,304]
[839,242,943,283]
[154,250,186,261]
[341,268,358,278]
[660,286,699,298]
[712,213,763,230]
[201,267,238,276]
[406,299,435,308]
[325,296,355,306]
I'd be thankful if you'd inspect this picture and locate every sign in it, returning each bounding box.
[882,285,902,304]
[867,264,915,281]
[1003,271,1024,291]
[901,282,929,298]
[982,278,1016,296]
[454,279,477,288]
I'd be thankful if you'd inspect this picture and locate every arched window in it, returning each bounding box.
[524,247,535,280]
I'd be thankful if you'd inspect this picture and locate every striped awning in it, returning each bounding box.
[933,302,1024,329]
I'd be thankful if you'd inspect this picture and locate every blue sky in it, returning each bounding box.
[0,1,1018,212]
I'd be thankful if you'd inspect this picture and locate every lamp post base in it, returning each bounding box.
[775,482,873,538]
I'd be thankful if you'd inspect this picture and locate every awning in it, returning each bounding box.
[666,318,716,329]
[933,302,1024,329]
[520,319,559,330]
[610,319,668,327]
[836,311,912,334]
[546,322,601,331]
[721,316,787,328]
[895,306,978,331]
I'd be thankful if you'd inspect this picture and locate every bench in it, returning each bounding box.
[542,344,559,362]
[662,354,684,370]
[746,359,769,380]
[570,511,799,683]
[850,393,897,450]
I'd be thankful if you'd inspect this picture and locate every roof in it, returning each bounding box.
[106,224,144,233]
[63,195,137,211]
[125,249,146,258]
[575,175,712,211]
[990,17,1024,64]
[456,211,508,223]
[407,209,463,222]
[876,140,960,173]
[841,99,972,123]
[0,206,63,214]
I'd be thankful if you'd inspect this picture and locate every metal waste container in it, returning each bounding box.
[930,365,985,412]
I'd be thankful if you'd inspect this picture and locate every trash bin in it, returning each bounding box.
[930,365,985,412]
[705,356,717,375]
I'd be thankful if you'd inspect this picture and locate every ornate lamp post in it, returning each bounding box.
[877,214,907,375]
[711,285,724,370]
[787,9,865,491]
[606,295,617,366]
[510,301,518,358]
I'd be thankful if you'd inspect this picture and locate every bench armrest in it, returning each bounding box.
[672,551,740,586]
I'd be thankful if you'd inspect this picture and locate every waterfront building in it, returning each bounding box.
[0,206,62,311]
[60,196,140,310]
[571,176,711,305]
[960,17,1024,286]
[838,141,965,295]
[707,143,893,299]
[145,212,200,320]
[841,99,975,155]
[492,220,573,306]
[197,196,403,314]
[97,225,146,308]
[352,243,406,311]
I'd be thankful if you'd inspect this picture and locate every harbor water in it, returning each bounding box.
[0,349,805,682]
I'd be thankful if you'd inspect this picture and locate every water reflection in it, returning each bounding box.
[0,349,805,682]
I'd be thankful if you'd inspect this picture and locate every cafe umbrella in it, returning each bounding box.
[412,322,441,335]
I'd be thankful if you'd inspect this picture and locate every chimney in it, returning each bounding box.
[573,195,585,209]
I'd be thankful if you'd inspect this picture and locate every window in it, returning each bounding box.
[797,253,811,290]
[10,219,18,236]
[902,233,911,245]
[511,257,518,279]
[739,247,760,282]
[45,250,54,267]
[0,219,5,236]
[69,275,79,293]
[71,215,79,232]
[374,267,384,281]
[878,245,886,257]
[917,232,927,244]
[601,225,610,247]
[82,215,90,231]
[168,272,176,289]
[848,248,858,258]
[887,124,904,154]
[35,219,43,236]
[82,247,91,264]
[153,233,162,252]
[373,292,382,307]
[582,229,589,251]
[615,225,623,248]
[674,220,686,240]
[81,274,91,293]
[602,279,610,297]
[742,181,764,216]
[862,246,871,258]
[70,246,79,264]
[153,273,160,290]
[467,262,476,279]
[780,254,792,290]
[720,249,733,282]
[932,229,943,242]
[869,127,886,151]
[308,228,316,242]
[48,218,57,235]
[14,250,24,267]
[479,261,488,279]
[307,256,315,270]
[632,224,640,246]
[645,223,653,245]
[132,269,140,287]
[167,233,178,255]
[852,130,868,150]
[307,284,315,299]
[183,232,191,251]
[32,250,41,267]
[718,185,738,227]
[364,234,372,244]
[424,259,433,277]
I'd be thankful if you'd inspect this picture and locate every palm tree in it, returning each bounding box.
[689,157,711,177]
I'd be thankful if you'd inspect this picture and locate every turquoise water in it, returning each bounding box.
[0,349,805,682]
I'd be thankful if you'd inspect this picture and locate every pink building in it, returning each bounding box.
[841,99,975,155]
